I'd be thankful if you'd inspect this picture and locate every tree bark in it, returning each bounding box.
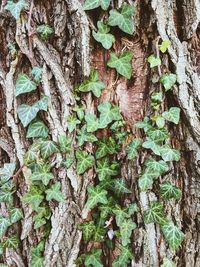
[0,0,199,266]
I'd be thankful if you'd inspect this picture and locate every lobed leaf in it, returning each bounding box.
[92,21,115,49]
[16,74,37,96]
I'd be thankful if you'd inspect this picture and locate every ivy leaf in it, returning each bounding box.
[30,256,44,267]
[126,138,141,159]
[147,128,169,142]
[96,137,119,159]
[135,117,152,132]
[78,70,105,97]
[151,92,163,103]
[107,52,133,79]
[17,104,39,128]
[62,157,74,169]
[27,120,49,138]
[144,159,169,175]
[85,248,103,267]
[113,178,131,194]
[99,197,115,218]
[37,24,54,40]
[161,257,176,267]
[79,221,96,241]
[22,186,44,211]
[77,125,98,146]
[66,115,80,133]
[83,0,111,11]
[76,151,94,175]
[113,245,133,267]
[85,185,108,210]
[160,182,182,200]
[98,101,122,128]
[0,216,10,238]
[138,173,154,192]
[96,158,119,181]
[2,235,19,249]
[16,74,37,96]
[160,146,180,162]
[33,96,49,111]
[9,208,23,224]
[24,141,42,165]
[40,140,59,159]
[156,116,165,128]
[0,190,13,203]
[92,21,115,49]
[162,107,180,125]
[128,203,139,215]
[30,171,54,186]
[160,39,171,53]
[113,205,130,227]
[108,4,135,34]
[144,201,168,225]
[119,219,136,246]
[85,114,99,132]
[5,0,28,19]
[58,135,72,153]
[161,222,184,250]
[160,74,176,91]
[73,105,85,120]
[31,67,42,83]
[0,163,16,184]
[45,182,64,202]
[142,138,162,155]
[147,55,161,68]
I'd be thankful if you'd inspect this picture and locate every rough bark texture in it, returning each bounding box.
[0,0,199,266]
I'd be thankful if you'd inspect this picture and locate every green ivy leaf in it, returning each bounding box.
[85,185,108,210]
[113,205,130,227]
[24,141,42,165]
[156,116,165,128]
[144,159,169,175]
[99,197,115,218]
[162,107,180,125]
[161,222,184,250]
[22,186,44,211]
[77,125,98,146]
[160,146,180,162]
[66,115,80,133]
[160,39,171,53]
[33,96,49,111]
[96,158,119,181]
[37,24,54,40]
[138,173,154,192]
[126,138,141,159]
[85,248,103,267]
[135,117,152,132]
[30,256,44,267]
[96,137,119,159]
[31,67,42,82]
[79,221,96,241]
[160,182,182,200]
[108,4,135,34]
[144,201,168,225]
[58,135,72,153]
[30,170,54,186]
[0,216,10,238]
[113,178,131,194]
[76,150,94,175]
[113,245,133,267]
[161,257,176,267]
[73,105,85,120]
[45,182,64,202]
[107,51,133,79]
[9,208,23,224]
[147,128,169,142]
[5,0,28,19]
[98,101,122,128]
[2,235,19,249]
[40,140,59,159]
[83,0,111,10]
[0,190,13,203]
[142,138,162,155]
[78,70,105,97]
[0,163,16,184]
[33,217,46,230]
[151,92,163,103]
[160,74,177,91]
[27,120,49,138]
[119,219,136,246]
[16,74,37,96]
[85,114,99,132]
[62,157,74,168]
[147,55,161,68]
[92,21,115,49]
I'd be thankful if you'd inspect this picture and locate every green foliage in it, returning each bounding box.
[98,101,122,128]
[160,146,180,162]
[144,201,167,225]
[22,186,44,211]
[113,178,131,194]
[79,221,96,241]
[161,257,176,267]
[2,235,19,249]
[96,158,119,181]
[119,219,136,246]
[78,70,105,97]
[147,128,169,142]
[30,170,54,186]
[126,138,141,159]
[147,55,161,68]
[162,107,180,125]
[142,138,162,156]
[0,163,16,184]
[155,116,165,128]
[113,205,130,227]
[108,4,135,34]
[0,216,10,238]
[83,0,111,11]
[30,241,45,267]
[107,51,133,79]
[161,222,184,250]
[160,182,182,200]
[85,114,99,132]
[138,172,155,192]
[160,39,171,53]
[37,24,54,40]
[27,120,49,138]
[73,105,85,120]
[160,74,177,91]
[96,137,119,159]
[5,0,28,19]
[93,21,115,49]
[9,208,23,224]
[85,185,108,210]
[66,115,81,133]
[113,245,133,267]
[40,140,59,159]
[16,74,37,96]
[76,150,94,174]
[58,135,72,153]
[45,182,64,202]
[31,67,42,82]
[77,125,97,146]
[135,117,152,132]
[144,159,169,175]
[85,248,103,267]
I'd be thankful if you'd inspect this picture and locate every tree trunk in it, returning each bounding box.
[0,0,199,267]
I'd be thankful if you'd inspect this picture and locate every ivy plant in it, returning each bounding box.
[92,21,115,49]
[5,0,28,19]
[83,0,111,11]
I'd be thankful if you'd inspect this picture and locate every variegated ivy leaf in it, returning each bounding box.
[9,208,23,224]
[73,105,85,120]
[0,216,10,238]
[30,256,44,267]
[83,0,111,10]
[92,21,115,49]
[45,182,64,202]
[96,158,119,181]
[76,150,94,175]
[138,172,154,192]
[108,3,135,34]
[119,219,136,246]
[27,120,49,138]
[161,257,176,267]
[160,182,182,200]
[76,125,98,146]
[144,201,168,225]
[113,205,130,227]
[22,186,44,211]
[0,190,13,203]
[78,70,105,97]
[147,128,169,142]
[126,138,141,159]
[31,67,42,82]
[58,135,72,153]
[160,39,171,53]
[156,116,165,128]
[114,178,131,194]
[98,101,122,128]
[0,163,16,184]
[162,107,180,125]
[24,141,42,165]
[144,159,169,175]
[151,91,163,103]
[161,222,184,250]
[79,221,96,241]
[99,197,114,218]
[16,74,37,96]
[37,24,54,40]
[160,146,180,162]
[135,117,152,132]
[2,235,19,249]
[96,137,119,159]
[147,55,161,68]
[107,51,133,79]
[85,248,103,267]
[85,185,108,210]
[113,245,133,267]
[142,138,162,155]
[40,140,59,159]
[30,171,54,186]
[5,0,28,19]
[85,114,99,132]
[160,74,177,91]
[66,115,80,133]
[33,96,49,111]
